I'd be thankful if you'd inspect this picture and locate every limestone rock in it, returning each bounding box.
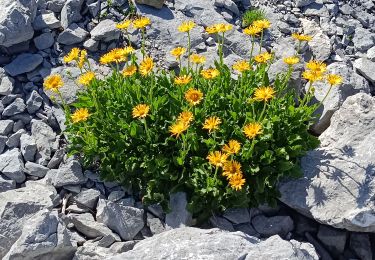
[0,175,16,192]
[0,71,14,96]
[24,161,49,177]
[0,119,14,135]
[20,133,37,162]
[354,58,375,84]
[31,119,57,165]
[60,0,84,29]
[0,148,25,183]
[135,0,166,9]
[45,159,87,187]
[33,12,61,30]
[4,53,43,77]
[57,23,89,45]
[252,215,294,237]
[73,188,101,209]
[165,192,192,229]
[2,98,26,116]
[33,32,54,50]
[90,19,121,42]
[279,93,375,232]
[317,225,347,256]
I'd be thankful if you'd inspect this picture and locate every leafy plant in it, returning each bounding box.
[242,8,266,28]
[44,18,342,220]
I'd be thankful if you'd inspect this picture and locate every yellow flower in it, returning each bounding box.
[63,48,80,63]
[253,86,276,102]
[233,60,251,72]
[243,122,262,139]
[133,16,151,29]
[122,65,137,77]
[170,47,186,60]
[306,60,327,74]
[254,52,272,63]
[175,75,192,85]
[122,46,135,55]
[202,116,221,133]
[116,19,131,30]
[222,140,241,155]
[71,108,90,123]
[99,48,128,64]
[132,104,150,118]
[178,111,194,125]
[206,25,218,34]
[200,68,220,79]
[215,23,233,33]
[243,25,262,36]
[189,54,206,64]
[185,88,203,106]
[302,70,323,83]
[283,56,300,66]
[78,49,87,69]
[253,19,271,30]
[207,151,228,167]
[77,71,95,86]
[139,57,154,76]
[327,74,343,86]
[229,173,246,191]
[169,120,189,138]
[222,160,242,179]
[178,21,195,32]
[292,33,312,42]
[43,74,64,92]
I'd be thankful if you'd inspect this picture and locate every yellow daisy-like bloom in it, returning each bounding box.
[243,122,262,139]
[170,47,186,60]
[169,120,189,138]
[254,52,272,63]
[302,70,323,83]
[122,46,135,55]
[116,19,131,30]
[189,54,206,64]
[253,86,276,102]
[100,48,128,64]
[327,74,343,86]
[71,108,90,123]
[139,57,154,76]
[175,75,192,85]
[178,111,194,125]
[178,21,195,32]
[132,104,150,119]
[222,160,242,179]
[43,74,64,92]
[78,49,87,69]
[206,25,218,34]
[122,65,137,77]
[283,56,300,66]
[215,23,233,33]
[292,33,312,42]
[229,173,246,191]
[133,16,151,29]
[306,60,327,74]
[243,25,262,36]
[202,116,221,133]
[184,88,203,106]
[253,19,271,30]
[207,151,228,167]
[233,60,251,72]
[222,140,241,155]
[200,68,220,79]
[63,48,80,63]
[77,71,95,86]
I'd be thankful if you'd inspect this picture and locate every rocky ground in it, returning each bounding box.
[0,0,374,259]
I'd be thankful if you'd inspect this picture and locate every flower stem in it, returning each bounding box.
[187,31,191,70]
[250,37,255,62]
[258,101,267,121]
[259,30,264,53]
[141,29,146,59]
[320,85,333,105]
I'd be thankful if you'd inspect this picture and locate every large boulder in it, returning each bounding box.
[109,227,319,260]
[0,0,37,47]
[0,182,57,258]
[280,93,375,232]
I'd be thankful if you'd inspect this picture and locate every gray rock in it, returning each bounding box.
[6,129,25,148]
[25,161,49,177]
[0,148,25,183]
[60,0,84,29]
[295,0,315,7]
[26,90,43,114]
[0,74,14,96]
[223,208,251,224]
[57,23,89,45]
[4,53,43,77]
[280,93,375,232]
[0,175,16,192]
[47,0,65,12]
[147,214,165,235]
[0,120,14,135]
[33,12,61,30]
[209,215,235,231]
[73,244,116,260]
[73,188,101,209]
[0,182,57,258]
[46,159,87,187]
[135,0,166,9]
[214,0,240,16]
[47,148,65,168]
[352,27,375,52]
[233,223,260,237]
[0,0,37,47]
[308,31,331,61]
[20,133,37,162]
[108,190,125,202]
[354,58,375,84]
[86,0,101,17]
[252,215,294,237]
[303,3,329,17]
[0,135,6,153]
[3,210,76,260]
[83,39,99,52]
[96,199,144,240]
[305,232,333,260]
[110,227,319,260]
[33,32,54,50]
[367,46,375,61]
[90,19,121,42]
[2,98,26,116]
[31,119,57,165]
[165,192,192,229]
[317,225,347,255]
[310,62,370,134]
[110,241,137,254]
[350,233,372,260]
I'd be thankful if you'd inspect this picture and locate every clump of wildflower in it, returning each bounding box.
[254,52,272,63]
[44,74,64,92]
[302,70,323,83]
[132,104,150,119]
[306,60,327,74]
[222,160,242,179]
[139,57,154,76]
[178,21,195,32]
[327,74,343,86]
[292,33,312,42]
[116,20,131,30]
[243,122,262,139]
[78,49,87,69]
[178,111,194,124]
[189,54,206,64]
[122,65,137,77]
[214,23,233,33]
[71,108,90,123]
[63,48,80,63]
[252,19,271,30]
[77,71,95,86]
[170,47,186,60]
[207,151,228,167]
[222,140,241,155]
[206,25,218,34]
[233,60,251,73]
[229,173,246,191]
[133,16,151,29]
[185,88,203,106]
[243,25,262,36]
[175,75,192,85]
[283,56,300,66]
[100,48,130,64]
[202,116,221,133]
[200,68,220,79]
[253,86,276,102]
[169,121,189,138]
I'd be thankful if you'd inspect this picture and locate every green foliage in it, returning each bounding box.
[242,8,266,28]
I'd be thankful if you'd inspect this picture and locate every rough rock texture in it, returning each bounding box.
[45,159,87,187]
[4,53,43,77]
[280,93,375,232]
[165,192,192,229]
[110,227,319,260]
[0,148,25,183]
